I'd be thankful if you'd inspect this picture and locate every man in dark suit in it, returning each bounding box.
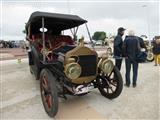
[123,30,140,87]
[114,27,126,70]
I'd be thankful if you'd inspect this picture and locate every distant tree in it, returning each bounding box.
[92,31,106,41]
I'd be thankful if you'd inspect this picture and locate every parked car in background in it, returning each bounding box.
[140,35,154,62]
[95,40,103,46]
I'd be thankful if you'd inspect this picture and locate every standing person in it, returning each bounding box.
[114,27,126,70]
[153,36,160,66]
[123,30,139,87]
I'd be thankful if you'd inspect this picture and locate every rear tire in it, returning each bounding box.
[96,66,123,99]
[40,69,58,117]
[31,46,42,80]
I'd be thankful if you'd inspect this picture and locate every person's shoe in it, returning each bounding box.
[133,84,137,88]
[124,84,130,87]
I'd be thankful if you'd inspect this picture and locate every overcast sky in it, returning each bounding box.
[0,0,159,40]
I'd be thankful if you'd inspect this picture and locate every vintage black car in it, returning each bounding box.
[25,11,123,117]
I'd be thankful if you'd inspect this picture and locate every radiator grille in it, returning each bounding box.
[78,55,97,77]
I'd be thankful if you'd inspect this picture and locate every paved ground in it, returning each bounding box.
[0,58,160,120]
[0,48,27,61]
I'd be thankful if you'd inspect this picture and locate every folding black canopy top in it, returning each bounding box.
[25,11,87,35]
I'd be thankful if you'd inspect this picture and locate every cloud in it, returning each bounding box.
[0,1,159,40]
[75,17,147,39]
[1,2,56,40]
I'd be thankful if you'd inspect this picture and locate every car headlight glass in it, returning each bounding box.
[101,60,114,74]
[65,63,81,80]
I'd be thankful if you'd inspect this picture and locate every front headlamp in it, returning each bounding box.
[99,59,114,74]
[65,63,81,80]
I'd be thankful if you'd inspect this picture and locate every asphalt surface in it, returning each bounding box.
[0,48,27,61]
[0,58,160,119]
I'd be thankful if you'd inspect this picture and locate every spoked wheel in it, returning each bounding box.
[146,52,154,62]
[96,66,123,99]
[40,69,58,117]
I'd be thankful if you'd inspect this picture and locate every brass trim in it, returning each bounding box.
[64,46,98,84]
[98,58,114,74]
[64,62,82,80]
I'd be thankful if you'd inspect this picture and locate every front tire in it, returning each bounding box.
[96,66,123,99]
[40,69,58,117]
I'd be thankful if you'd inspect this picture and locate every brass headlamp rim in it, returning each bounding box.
[64,62,82,80]
[98,58,114,74]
